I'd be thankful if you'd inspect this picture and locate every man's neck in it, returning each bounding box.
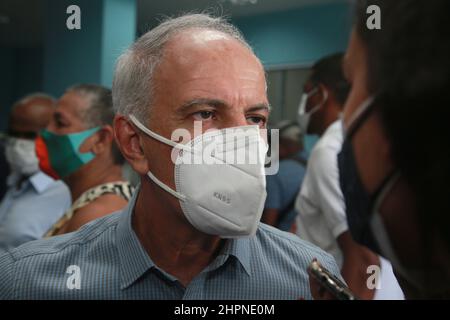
[17,176,29,190]
[133,180,224,287]
[64,160,124,201]
[317,111,340,137]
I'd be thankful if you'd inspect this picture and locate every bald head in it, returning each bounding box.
[9,94,55,138]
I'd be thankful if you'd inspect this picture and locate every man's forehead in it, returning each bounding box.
[58,91,88,110]
[10,99,54,128]
[149,29,267,112]
[12,98,52,118]
[189,29,234,45]
[56,91,90,119]
[163,29,259,68]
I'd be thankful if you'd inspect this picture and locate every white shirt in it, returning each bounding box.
[295,120,404,300]
[0,171,71,254]
[295,120,347,266]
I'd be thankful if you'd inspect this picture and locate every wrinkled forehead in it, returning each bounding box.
[57,90,90,117]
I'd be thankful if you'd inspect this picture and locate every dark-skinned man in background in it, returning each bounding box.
[295,53,403,299]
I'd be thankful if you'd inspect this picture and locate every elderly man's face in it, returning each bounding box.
[48,91,90,135]
[149,30,269,132]
[139,29,269,196]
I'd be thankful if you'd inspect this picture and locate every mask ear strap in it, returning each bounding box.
[314,87,329,112]
[298,87,319,114]
[306,86,329,115]
[370,171,424,289]
[345,96,376,138]
[129,115,190,151]
[372,171,401,211]
[146,170,186,201]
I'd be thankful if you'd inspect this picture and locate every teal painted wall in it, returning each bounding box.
[234,2,353,67]
[43,0,136,96]
[101,0,137,88]
[1,1,350,131]
[0,47,43,131]
[0,48,16,131]
[1,0,136,131]
[43,0,103,96]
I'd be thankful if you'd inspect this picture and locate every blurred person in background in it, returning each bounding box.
[295,53,403,299]
[328,0,450,299]
[39,84,134,237]
[0,94,71,254]
[262,121,306,232]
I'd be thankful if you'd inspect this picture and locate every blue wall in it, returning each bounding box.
[43,0,103,96]
[0,48,16,120]
[234,2,352,67]
[101,0,137,87]
[1,1,350,131]
[0,47,43,131]
[43,0,136,97]
[0,0,136,132]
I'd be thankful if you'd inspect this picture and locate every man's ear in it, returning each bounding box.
[114,115,148,175]
[78,126,112,154]
[90,126,113,155]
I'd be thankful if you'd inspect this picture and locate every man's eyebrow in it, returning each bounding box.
[179,98,271,113]
[247,103,271,113]
[179,98,228,112]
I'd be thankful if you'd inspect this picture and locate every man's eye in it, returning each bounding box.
[193,111,215,121]
[55,119,67,128]
[247,116,266,126]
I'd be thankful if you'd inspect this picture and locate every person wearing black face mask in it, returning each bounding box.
[296,53,403,300]
[333,0,450,299]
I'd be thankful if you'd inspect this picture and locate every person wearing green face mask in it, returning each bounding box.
[0,93,71,254]
[38,84,134,237]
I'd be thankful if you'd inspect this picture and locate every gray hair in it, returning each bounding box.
[67,83,113,129]
[112,13,255,123]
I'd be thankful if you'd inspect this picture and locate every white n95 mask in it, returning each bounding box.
[130,115,268,238]
[297,87,328,134]
[5,137,39,176]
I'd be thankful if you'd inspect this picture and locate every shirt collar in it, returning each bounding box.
[116,186,252,290]
[213,235,251,276]
[29,171,55,193]
[6,171,55,194]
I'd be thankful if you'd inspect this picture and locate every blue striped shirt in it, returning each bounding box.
[0,188,341,300]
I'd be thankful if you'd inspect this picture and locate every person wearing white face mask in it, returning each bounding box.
[0,94,71,254]
[0,14,341,300]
